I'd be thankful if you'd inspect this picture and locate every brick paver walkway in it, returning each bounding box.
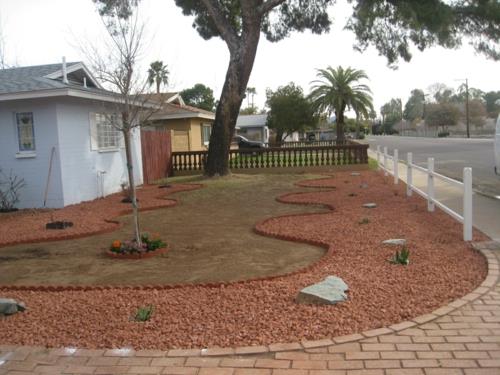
[1,242,499,375]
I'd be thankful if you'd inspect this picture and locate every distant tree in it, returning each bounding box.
[266,83,317,144]
[425,102,461,132]
[467,99,488,127]
[403,89,425,124]
[456,84,484,102]
[181,83,216,111]
[147,61,169,94]
[240,105,259,115]
[172,0,500,176]
[309,66,373,144]
[380,98,402,134]
[484,91,500,118]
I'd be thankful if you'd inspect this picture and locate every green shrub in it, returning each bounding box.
[134,305,154,322]
[438,131,450,138]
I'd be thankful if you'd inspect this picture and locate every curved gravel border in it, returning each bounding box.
[0,184,203,249]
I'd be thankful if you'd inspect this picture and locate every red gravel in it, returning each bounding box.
[0,184,201,248]
[0,171,488,349]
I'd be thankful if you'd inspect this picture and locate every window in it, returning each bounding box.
[202,124,211,146]
[91,113,121,150]
[16,112,35,152]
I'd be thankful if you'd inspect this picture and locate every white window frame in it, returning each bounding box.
[201,123,212,146]
[90,112,122,152]
[15,112,36,157]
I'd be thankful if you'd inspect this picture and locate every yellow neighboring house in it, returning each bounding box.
[149,93,215,152]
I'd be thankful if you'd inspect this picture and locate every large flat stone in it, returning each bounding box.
[382,239,406,246]
[296,276,348,305]
[363,203,377,208]
[0,298,25,315]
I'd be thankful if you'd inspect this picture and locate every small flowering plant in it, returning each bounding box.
[109,233,166,255]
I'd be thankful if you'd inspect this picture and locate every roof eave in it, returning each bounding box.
[151,112,215,121]
[0,88,158,108]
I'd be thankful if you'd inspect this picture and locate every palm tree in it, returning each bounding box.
[147,61,169,94]
[309,66,373,144]
[246,87,257,108]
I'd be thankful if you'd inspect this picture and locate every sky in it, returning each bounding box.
[1,0,499,116]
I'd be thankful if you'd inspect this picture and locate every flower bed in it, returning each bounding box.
[106,234,168,259]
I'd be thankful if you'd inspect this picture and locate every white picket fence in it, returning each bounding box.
[376,145,473,241]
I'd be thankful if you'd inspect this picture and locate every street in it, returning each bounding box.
[365,136,499,197]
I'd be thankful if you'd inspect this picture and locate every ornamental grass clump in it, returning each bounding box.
[110,233,166,255]
[389,246,410,265]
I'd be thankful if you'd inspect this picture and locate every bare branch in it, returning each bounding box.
[199,0,239,51]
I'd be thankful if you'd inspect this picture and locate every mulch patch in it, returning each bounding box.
[0,171,488,349]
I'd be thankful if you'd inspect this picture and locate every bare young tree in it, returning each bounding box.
[0,17,7,69]
[83,2,162,245]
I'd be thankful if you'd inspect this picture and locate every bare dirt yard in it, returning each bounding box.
[0,170,488,349]
[0,174,325,285]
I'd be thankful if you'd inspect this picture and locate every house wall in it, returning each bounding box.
[236,126,269,143]
[56,97,143,206]
[154,118,213,152]
[0,99,65,208]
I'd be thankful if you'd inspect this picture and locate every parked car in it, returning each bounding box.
[234,135,265,149]
[495,114,500,175]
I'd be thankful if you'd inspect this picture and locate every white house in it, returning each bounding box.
[236,114,270,144]
[0,60,143,208]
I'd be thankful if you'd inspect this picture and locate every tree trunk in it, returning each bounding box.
[355,116,360,139]
[336,105,346,145]
[205,29,260,176]
[123,127,141,244]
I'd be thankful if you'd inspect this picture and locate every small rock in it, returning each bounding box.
[296,276,348,305]
[360,183,369,189]
[351,172,360,176]
[382,239,406,246]
[0,298,26,315]
[363,203,377,208]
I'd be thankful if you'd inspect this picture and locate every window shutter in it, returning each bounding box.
[89,112,98,151]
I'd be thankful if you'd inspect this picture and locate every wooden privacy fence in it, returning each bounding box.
[171,143,368,173]
[141,129,172,183]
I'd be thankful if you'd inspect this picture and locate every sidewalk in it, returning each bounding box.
[368,149,500,241]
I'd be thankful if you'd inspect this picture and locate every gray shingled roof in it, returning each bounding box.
[0,62,111,96]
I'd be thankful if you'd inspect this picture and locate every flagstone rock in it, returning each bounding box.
[296,276,348,305]
[351,172,361,176]
[363,203,377,208]
[382,239,406,246]
[0,298,26,316]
